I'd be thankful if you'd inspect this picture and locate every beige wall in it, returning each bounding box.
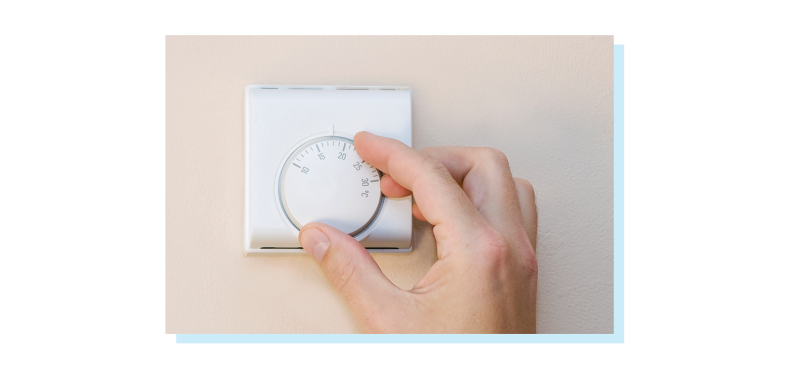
[166,36,614,334]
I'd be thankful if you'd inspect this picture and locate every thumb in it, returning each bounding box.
[299,222,403,315]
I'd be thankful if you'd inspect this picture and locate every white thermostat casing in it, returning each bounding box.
[244,85,413,255]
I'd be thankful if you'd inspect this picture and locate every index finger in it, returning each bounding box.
[354,132,487,244]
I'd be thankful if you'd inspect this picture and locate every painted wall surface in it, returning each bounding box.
[166,36,614,334]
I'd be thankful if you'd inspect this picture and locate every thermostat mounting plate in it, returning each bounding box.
[244,85,413,255]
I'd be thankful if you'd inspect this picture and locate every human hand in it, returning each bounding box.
[298,132,538,333]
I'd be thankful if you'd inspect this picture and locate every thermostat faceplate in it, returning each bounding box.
[244,85,413,254]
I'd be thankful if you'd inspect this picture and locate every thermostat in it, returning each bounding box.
[244,85,413,254]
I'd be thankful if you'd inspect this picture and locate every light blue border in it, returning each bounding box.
[177,45,625,344]
[176,334,619,343]
[613,44,625,343]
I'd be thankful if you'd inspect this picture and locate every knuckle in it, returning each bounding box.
[477,228,511,264]
[420,156,448,174]
[480,147,510,167]
[476,227,538,275]
[514,178,536,198]
[417,156,454,184]
[519,243,539,274]
[526,253,539,274]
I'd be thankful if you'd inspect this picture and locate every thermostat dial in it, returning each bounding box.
[279,136,383,237]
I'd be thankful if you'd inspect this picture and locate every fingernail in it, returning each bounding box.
[300,227,330,262]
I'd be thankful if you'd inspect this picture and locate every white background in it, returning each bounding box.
[1,1,790,375]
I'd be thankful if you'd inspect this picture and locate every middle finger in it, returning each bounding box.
[419,146,532,252]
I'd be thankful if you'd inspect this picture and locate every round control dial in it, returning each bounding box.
[279,136,383,237]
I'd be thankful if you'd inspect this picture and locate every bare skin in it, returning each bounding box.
[299,132,538,333]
